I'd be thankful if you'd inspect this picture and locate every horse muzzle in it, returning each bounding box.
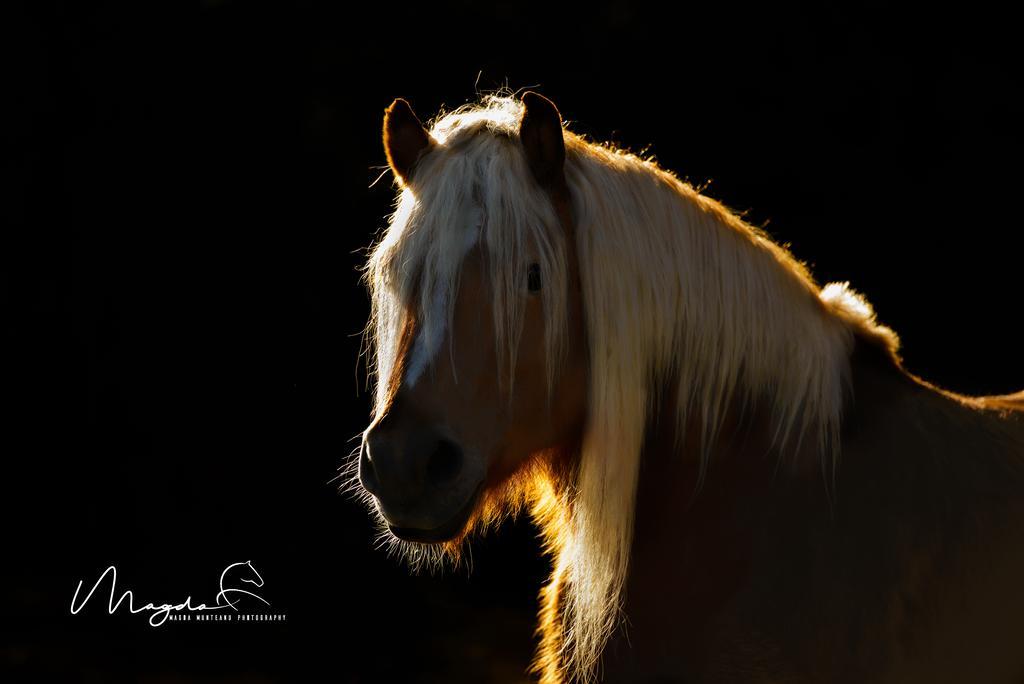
[359,424,484,543]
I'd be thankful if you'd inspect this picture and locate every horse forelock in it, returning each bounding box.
[367,96,569,407]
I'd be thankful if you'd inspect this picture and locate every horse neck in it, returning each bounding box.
[600,379,830,677]
[623,338,904,586]
[630,382,803,556]
[627,176,856,471]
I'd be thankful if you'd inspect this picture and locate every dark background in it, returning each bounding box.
[3,1,1022,682]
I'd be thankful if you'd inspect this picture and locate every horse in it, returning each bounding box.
[353,91,1024,683]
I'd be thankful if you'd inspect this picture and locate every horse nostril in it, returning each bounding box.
[426,439,463,486]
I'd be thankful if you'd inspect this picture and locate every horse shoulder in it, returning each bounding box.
[821,339,1024,682]
[688,338,1024,683]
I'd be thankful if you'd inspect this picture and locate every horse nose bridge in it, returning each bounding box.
[367,385,422,430]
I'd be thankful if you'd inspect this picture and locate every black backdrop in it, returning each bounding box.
[4,2,1023,682]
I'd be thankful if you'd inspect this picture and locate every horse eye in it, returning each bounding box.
[527,263,542,293]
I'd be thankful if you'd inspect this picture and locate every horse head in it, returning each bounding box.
[359,93,588,548]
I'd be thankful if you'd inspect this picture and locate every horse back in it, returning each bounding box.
[980,389,1024,413]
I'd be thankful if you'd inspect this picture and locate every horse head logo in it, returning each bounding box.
[216,560,270,611]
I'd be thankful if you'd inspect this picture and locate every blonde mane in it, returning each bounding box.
[364,95,899,682]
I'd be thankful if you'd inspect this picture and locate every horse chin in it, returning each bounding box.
[386,483,482,544]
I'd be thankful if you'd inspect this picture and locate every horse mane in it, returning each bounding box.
[364,94,900,682]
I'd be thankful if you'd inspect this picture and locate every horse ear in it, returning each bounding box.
[519,91,566,191]
[383,98,436,184]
